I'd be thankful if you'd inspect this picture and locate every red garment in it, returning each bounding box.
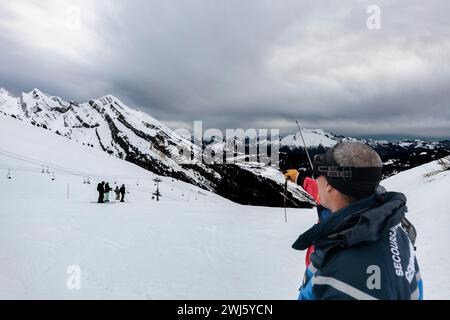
[303,177,319,203]
[302,177,319,267]
[305,245,315,266]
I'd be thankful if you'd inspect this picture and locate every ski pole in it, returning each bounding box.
[296,120,314,171]
[284,179,288,222]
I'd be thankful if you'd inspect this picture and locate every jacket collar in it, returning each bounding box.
[292,192,407,251]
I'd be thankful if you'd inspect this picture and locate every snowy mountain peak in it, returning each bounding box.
[0,87,313,207]
[31,88,43,94]
[0,87,187,168]
[281,128,341,149]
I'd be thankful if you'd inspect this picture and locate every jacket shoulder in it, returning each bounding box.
[312,224,421,300]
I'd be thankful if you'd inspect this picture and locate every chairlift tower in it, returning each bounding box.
[153,177,162,201]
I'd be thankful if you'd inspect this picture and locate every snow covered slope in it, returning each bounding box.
[0,97,448,299]
[0,114,317,299]
[0,87,206,184]
[383,158,450,299]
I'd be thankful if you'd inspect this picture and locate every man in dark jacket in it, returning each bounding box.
[104,182,112,202]
[119,184,126,202]
[97,181,105,203]
[293,142,422,300]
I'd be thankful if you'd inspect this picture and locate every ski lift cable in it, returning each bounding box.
[0,164,197,203]
[0,148,200,202]
[0,162,199,200]
[0,148,165,182]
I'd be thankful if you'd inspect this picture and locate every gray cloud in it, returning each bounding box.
[0,0,449,138]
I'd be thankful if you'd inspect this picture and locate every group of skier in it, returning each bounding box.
[97,181,126,203]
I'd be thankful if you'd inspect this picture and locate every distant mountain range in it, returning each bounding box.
[276,129,450,177]
[204,126,450,178]
[1,87,449,206]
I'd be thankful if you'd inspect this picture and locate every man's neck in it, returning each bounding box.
[329,198,351,214]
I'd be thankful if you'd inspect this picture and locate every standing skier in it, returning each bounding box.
[119,184,126,202]
[103,182,112,203]
[114,186,121,201]
[97,181,105,203]
[289,142,422,300]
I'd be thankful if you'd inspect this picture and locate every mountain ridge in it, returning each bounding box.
[0,87,315,208]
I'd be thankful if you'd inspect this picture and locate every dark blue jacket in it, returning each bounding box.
[293,191,423,300]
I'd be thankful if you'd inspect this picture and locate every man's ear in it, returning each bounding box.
[325,179,333,194]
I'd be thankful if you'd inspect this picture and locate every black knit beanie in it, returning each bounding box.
[314,146,383,199]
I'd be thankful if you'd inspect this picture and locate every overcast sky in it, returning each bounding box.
[0,0,449,138]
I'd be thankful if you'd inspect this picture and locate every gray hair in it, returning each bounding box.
[332,142,382,167]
